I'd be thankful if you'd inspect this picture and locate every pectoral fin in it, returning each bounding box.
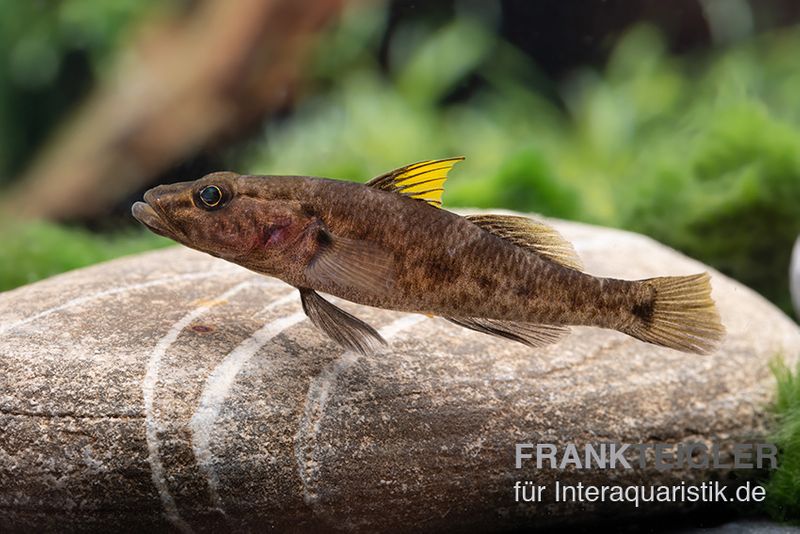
[445,316,568,347]
[465,214,583,271]
[305,227,395,296]
[299,288,386,355]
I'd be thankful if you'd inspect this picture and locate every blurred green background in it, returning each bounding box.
[1,0,799,321]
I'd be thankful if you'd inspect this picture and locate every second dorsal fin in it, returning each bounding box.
[466,214,584,271]
[365,157,464,208]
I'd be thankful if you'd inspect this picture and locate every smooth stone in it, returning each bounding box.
[0,216,798,532]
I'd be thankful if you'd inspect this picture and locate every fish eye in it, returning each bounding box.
[198,185,223,209]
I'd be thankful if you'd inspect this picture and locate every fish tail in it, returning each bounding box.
[621,272,724,355]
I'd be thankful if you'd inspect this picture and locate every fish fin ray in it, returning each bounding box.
[366,157,464,208]
[623,273,724,355]
[465,214,583,271]
[305,229,395,296]
[444,316,568,347]
[299,288,386,355]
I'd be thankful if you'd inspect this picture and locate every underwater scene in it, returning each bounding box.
[1,1,799,532]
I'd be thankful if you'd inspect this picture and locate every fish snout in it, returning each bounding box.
[133,185,184,238]
[142,187,159,206]
[142,183,180,208]
[131,200,171,238]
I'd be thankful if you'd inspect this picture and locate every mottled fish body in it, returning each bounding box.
[133,158,724,355]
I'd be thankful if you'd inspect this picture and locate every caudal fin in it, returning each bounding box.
[624,272,724,355]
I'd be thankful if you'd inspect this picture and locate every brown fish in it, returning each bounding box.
[132,157,724,355]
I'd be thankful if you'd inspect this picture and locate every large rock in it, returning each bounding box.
[0,217,798,532]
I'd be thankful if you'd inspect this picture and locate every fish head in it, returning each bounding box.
[132,172,313,270]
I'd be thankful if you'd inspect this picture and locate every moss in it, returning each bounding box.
[765,357,800,522]
[0,220,171,292]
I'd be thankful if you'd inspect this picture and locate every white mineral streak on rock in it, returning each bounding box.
[143,281,253,533]
[0,271,218,335]
[190,290,306,509]
[294,313,428,507]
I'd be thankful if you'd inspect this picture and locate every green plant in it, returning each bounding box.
[765,357,800,522]
[0,220,170,292]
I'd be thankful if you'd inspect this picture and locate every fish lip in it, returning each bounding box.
[131,201,175,239]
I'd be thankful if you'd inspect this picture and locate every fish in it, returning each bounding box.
[132,157,724,355]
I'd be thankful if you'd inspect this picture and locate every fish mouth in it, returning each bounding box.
[131,200,175,239]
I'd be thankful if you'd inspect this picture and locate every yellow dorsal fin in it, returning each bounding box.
[365,157,464,208]
[465,214,584,271]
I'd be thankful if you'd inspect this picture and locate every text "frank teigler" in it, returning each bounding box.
[515,442,778,470]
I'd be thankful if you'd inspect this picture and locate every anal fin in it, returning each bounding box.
[444,316,567,347]
[299,288,386,355]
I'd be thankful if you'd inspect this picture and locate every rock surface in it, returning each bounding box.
[0,217,798,533]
